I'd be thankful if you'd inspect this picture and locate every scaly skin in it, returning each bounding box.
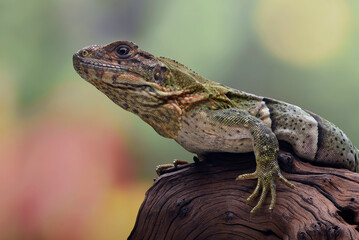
[73,40,359,214]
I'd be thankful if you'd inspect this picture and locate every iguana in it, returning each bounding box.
[73,40,359,214]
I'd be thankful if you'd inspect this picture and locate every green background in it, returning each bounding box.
[0,0,358,239]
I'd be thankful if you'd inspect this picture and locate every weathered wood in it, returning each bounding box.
[129,150,359,240]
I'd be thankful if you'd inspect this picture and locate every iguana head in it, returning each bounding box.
[73,41,169,108]
[73,40,209,108]
[73,40,209,137]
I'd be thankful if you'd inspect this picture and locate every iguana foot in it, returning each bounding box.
[156,164,174,176]
[156,159,189,176]
[236,165,294,214]
[173,159,189,167]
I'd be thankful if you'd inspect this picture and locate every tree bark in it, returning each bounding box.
[128,149,359,240]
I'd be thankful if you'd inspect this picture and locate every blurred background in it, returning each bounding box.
[1,0,358,239]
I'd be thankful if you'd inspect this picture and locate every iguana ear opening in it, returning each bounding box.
[153,65,168,85]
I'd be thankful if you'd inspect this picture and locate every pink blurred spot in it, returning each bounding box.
[0,120,136,239]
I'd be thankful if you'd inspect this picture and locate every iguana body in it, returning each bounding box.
[73,40,359,214]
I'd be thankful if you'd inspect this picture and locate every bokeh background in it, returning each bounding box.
[1,0,359,239]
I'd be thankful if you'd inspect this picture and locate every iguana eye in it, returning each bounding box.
[81,50,89,57]
[116,45,131,59]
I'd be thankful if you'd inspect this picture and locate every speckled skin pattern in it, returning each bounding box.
[73,40,359,214]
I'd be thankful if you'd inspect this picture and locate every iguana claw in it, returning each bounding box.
[236,166,294,214]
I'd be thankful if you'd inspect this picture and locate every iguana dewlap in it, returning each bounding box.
[73,40,359,214]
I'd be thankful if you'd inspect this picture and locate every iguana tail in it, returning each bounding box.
[355,149,359,172]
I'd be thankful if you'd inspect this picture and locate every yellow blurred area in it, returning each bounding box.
[254,0,352,66]
[86,184,150,240]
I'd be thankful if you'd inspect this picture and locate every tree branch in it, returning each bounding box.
[129,150,359,240]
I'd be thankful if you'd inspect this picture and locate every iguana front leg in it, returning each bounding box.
[210,109,294,214]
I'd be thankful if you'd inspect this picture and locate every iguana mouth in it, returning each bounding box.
[73,53,154,89]
[73,54,128,73]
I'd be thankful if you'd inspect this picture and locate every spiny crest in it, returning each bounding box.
[159,57,200,76]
